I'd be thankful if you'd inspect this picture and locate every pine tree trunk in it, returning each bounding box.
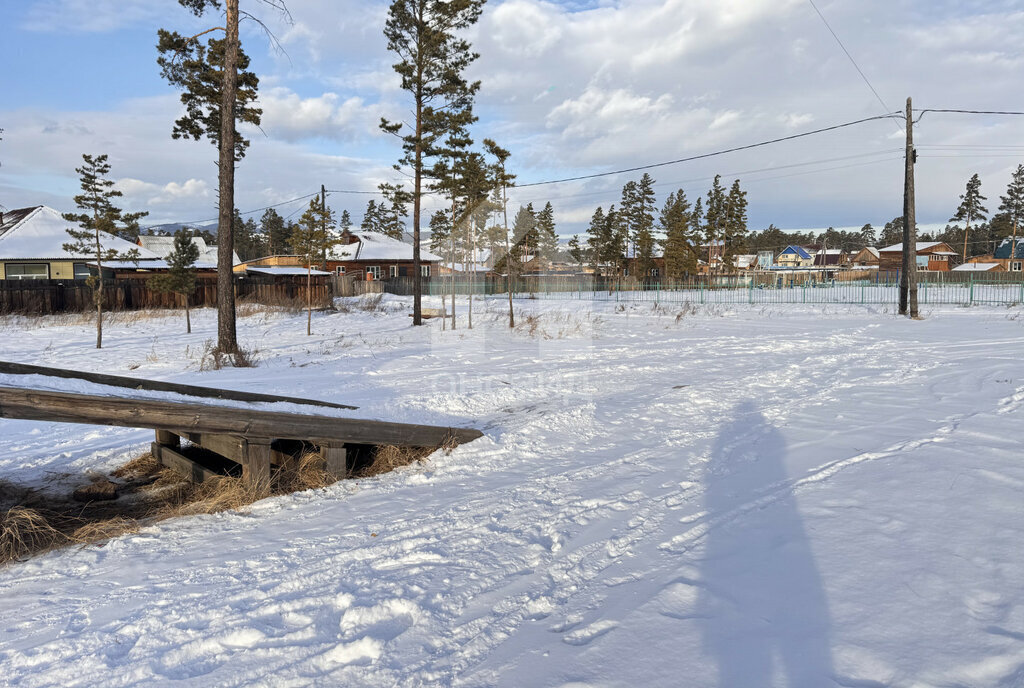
[216,0,240,353]
[1012,218,1019,274]
[307,266,312,336]
[962,217,970,264]
[468,219,475,330]
[449,196,457,330]
[94,226,103,349]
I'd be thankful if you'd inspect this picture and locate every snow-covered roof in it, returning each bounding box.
[94,259,218,270]
[953,262,1002,272]
[246,266,332,276]
[733,254,757,268]
[879,241,943,252]
[139,234,240,265]
[856,247,880,258]
[0,206,160,260]
[329,231,442,262]
[816,248,844,255]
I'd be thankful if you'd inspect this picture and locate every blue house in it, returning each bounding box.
[776,245,813,267]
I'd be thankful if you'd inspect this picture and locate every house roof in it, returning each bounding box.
[139,234,240,265]
[0,206,160,260]
[994,237,1024,259]
[733,254,757,268]
[330,231,442,262]
[878,241,943,252]
[95,259,218,270]
[855,247,880,259]
[780,245,812,259]
[953,262,1002,272]
[246,266,331,276]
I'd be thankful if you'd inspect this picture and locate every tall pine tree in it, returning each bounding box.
[536,201,559,264]
[950,173,988,261]
[998,165,1024,265]
[660,189,696,279]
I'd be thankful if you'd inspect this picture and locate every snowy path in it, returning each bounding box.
[2,299,1024,686]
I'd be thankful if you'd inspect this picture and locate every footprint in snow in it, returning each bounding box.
[561,620,618,646]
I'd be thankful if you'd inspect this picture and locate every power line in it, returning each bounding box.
[916,108,1024,117]
[141,191,318,230]
[514,112,900,189]
[806,0,901,133]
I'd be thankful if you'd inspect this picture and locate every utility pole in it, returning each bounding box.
[900,96,919,318]
[320,184,328,271]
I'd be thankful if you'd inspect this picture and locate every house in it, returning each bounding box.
[776,245,814,268]
[850,246,879,268]
[236,229,441,281]
[812,249,848,267]
[138,234,240,266]
[756,250,775,269]
[952,262,1005,273]
[993,237,1024,272]
[733,254,758,271]
[0,205,160,280]
[877,241,958,272]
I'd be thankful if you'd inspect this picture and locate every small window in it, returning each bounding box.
[650,268,660,277]
[389,265,399,278]
[73,263,91,280]
[421,265,430,277]
[5,263,49,280]
[335,266,346,275]
[1013,261,1022,272]
[367,266,382,280]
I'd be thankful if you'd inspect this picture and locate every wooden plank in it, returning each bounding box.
[242,438,272,493]
[0,360,358,411]
[0,386,483,447]
[320,444,348,479]
[183,432,245,463]
[152,442,219,483]
[155,429,179,448]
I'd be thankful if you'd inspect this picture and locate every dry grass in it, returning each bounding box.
[1,438,456,566]
[0,506,68,563]
[198,339,261,370]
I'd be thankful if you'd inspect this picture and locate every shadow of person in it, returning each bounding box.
[698,401,834,687]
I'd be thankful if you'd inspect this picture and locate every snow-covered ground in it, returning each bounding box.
[2,297,1024,687]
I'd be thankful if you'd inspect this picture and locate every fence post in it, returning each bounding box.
[748,279,753,304]
[969,275,974,305]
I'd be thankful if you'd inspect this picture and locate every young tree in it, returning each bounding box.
[567,235,586,269]
[361,199,383,233]
[339,209,352,234]
[380,0,485,325]
[483,138,516,327]
[999,164,1024,267]
[62,154,146,349]
[292,197,337,336]
[950,173,988,262]
[428,210,451,257]
[378,182,411,240]
[157,0,271,355]
[149,228,200,333]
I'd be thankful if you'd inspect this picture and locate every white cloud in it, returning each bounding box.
[258,88,384,142]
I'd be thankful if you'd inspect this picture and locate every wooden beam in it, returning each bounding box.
[0,386,483,447]
[0,360,357,410]
[152,442,219,483]
[155,429,179,448]
[320,443,348,479]
[242,438,271,493]
[183,432,245,463]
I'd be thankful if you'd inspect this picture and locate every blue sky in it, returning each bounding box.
[2,0,1023,236]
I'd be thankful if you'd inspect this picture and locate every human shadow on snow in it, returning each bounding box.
[698,401,835,687]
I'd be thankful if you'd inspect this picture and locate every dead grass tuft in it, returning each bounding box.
[198,339,261,370]
[278,451,336,492]
[111,452,159,478]
[157,475,263,519]
[71,517,140,545]
[1,506,68,564]
[354,445,434,478]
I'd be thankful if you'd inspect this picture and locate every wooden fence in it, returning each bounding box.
[0,276,331,315]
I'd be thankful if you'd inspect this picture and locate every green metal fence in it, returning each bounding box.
[420,275,1024,307]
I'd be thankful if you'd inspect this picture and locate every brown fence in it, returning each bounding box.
[0,276,331,315]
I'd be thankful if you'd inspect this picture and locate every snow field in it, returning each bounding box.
[1,297,1024,686]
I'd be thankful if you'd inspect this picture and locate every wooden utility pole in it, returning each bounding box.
[900,96,919,318]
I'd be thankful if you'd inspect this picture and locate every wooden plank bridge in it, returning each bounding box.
[0,362,483,490]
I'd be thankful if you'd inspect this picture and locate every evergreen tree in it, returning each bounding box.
[567,235,586,268]
[157,0,266,354]
[428,210,451,256]
[511,204,538,267]
[859,223,876,247]
[949,173,988,261]
[148,228,200,333]
[585,206,607,274]
[536,202,559,263]
[361,199,383,233]
[232,211,263,261]
[998,164,1024,262]
[606,204,627,278]
[62,154,146,349]
[482,138,516,328]
[660,189,697,279]
[880,216,904,246]
[260,207,288,256]
[339,209,352,233]
[380,0,485,325]
[722,179,748,270]
[378,182,411,240]
[703,175,727,272]
[292,197,337,336]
